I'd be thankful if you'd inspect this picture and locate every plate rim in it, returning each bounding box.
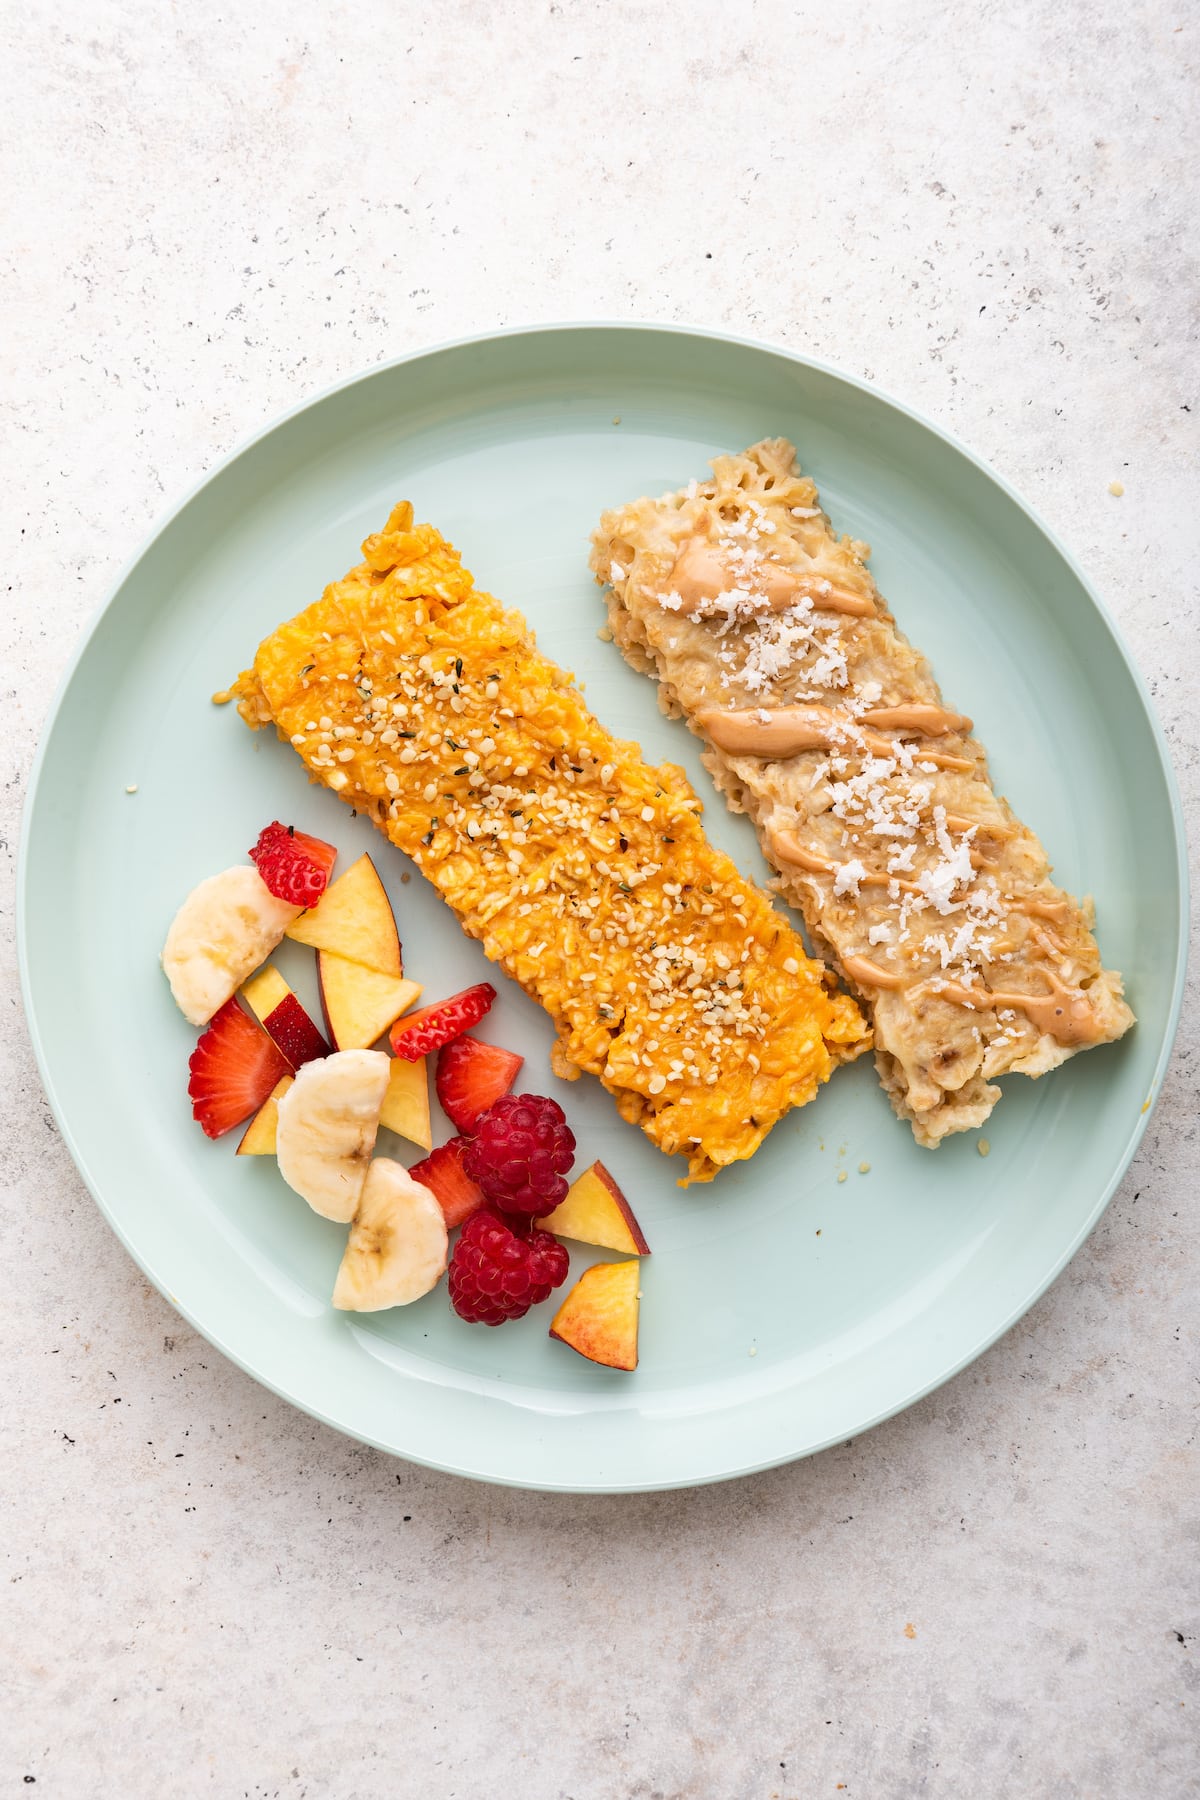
[17,320,1191,1492]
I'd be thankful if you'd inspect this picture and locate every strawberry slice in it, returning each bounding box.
[435,1035,524,1133]
[389,982,497,1061]
[249,821,337,909]
[409,1136,487,1229]
[188,998,291,1139]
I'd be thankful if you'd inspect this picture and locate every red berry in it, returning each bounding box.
[462,1093,576,1216]
[408,1136,487,1230]
[435,1035,524,1133]
[448,1209,570,1326]
[389,982,496,1061]
[188,999,291,1138]
[249,821,337,909]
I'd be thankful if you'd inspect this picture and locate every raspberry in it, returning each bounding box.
[249,821,337,908]
[448,1209,570,1326]
[462,1093,576,1215]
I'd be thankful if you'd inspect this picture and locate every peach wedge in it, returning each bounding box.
[550,1260,640,1372]
[318,950,421,1051]
[235,1076,294,1156]
[378,1056,433,1152]
[538,1161,649,1256]
[285,853,402,974]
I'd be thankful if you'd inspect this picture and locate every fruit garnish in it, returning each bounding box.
[188,998,292,1139]
[235,1075,293,1156]
[332,1160,448,1312]
[163,866,300,1026]
[462,1093,575,1215]
[550,1260,640,1371]
[447,1209,570,1326]
[249,821,337,909]
[379,1056,433,1151]
[435,1035,524,1133]
[318,950,421,1049]
[274,1048,391,1221]
[388,982,497,1061]
[285,853,402,974]
[408,1136,487,1230]
[241,965,330,1068]
[537,1160,650,1256]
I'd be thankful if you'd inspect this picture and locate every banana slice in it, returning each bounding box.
[332,1159,448,1311]
[162,865,300,1026]
[275,1049,391,1222]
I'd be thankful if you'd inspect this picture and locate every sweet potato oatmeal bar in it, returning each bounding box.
[233,504,869,1181]
[590,439,1134,1146]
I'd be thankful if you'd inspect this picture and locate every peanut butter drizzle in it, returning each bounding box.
[801,585,876,618]
[768,829,835,875]
[769,827,922,894]
[920,751,976,772]
[702,706,834,756]
[935,971,1107,1047]
[667,540,876,617]
[860,704,973,736]
[842,953,907,991]
[700,705,975,771]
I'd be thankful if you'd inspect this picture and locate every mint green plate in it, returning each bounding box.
[19,325,1187,1492]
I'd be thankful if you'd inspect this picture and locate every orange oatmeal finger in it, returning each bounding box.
[233,504,870,1183]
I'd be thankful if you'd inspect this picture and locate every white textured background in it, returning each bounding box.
[3,3,1197,1796]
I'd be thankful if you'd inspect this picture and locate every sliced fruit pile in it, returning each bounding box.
[162,823,648,1369]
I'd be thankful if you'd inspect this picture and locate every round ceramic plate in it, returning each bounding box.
[19,325,1187,1492]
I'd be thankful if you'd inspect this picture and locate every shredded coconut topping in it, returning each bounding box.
[833,858,867,898]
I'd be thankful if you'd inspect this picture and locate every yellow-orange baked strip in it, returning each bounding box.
[590,439,1134,1146]
[233,505,869,1182]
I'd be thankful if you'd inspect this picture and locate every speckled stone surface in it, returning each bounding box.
[3,3,1197,1795]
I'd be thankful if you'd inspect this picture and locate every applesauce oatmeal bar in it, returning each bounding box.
[590,439,1133,1146]
[233,503,869,1182]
